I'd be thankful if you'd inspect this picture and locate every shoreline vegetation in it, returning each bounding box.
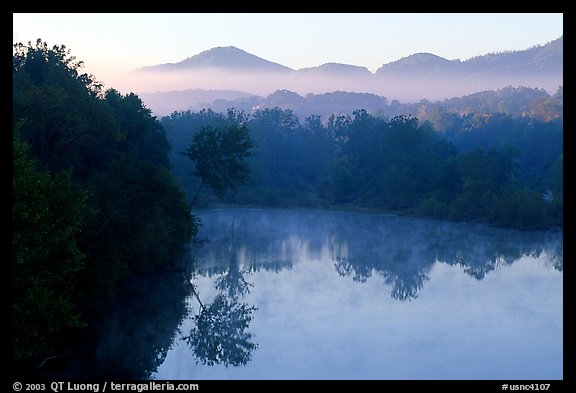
[12,40,197,375]
[166,107,562,232]
[12,39,562,377]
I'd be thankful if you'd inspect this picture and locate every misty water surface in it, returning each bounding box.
[147,208,562,380]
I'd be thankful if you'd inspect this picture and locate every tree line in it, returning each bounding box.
[162,106,562,230]
[197,85,562,123]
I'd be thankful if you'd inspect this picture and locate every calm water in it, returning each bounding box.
[146,208,563,380]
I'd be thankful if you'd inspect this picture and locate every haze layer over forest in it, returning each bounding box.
[133,36,562,115]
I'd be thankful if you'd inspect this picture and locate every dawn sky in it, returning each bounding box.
[13,13,563,93]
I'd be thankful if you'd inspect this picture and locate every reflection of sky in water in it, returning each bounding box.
[153,209,562,380]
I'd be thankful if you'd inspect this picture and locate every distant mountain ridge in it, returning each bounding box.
[137,37,562,76]
[376,53,457,74]
[133,36,562,104]
[376,36,563,78]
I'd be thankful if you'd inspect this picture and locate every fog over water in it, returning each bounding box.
[149,209,563,380]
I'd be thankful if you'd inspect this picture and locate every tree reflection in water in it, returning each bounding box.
[184,292,257,367]
[191,210,562,305]
[214,248,254,299]
[183,245,258,367]
[329,214,562,301]
[185,208,562,363]
[153,209,563,380]
[335,253,431,301]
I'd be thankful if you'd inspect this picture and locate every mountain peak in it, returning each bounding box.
[183,45,247,60]
[376,52,456,74]
[298,62,372,76]
[139,46,293,73]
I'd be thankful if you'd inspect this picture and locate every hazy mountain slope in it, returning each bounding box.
[137,46,293,73]
[134,36,562,107]
[374,36,562,99]
[298,63,372,77]
[376,53,460,75]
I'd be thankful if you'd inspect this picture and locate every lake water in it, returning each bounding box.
[149,208,563,380]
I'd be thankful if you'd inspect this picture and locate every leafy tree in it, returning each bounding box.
[13,39,197,370]
[301,114,333,185]
[13,131,90,362]
[330,110,386,203]
[248,107,302,186]
[184,122,255,206]
[104,89,170,168]
[79,156,197,300]
[444,148,520,222]
[160,94,561,230]
[161,109,239,203]
[527,86,563,121]
[489,186,549,230]
[13,39,102,93]
[13,40,118,181]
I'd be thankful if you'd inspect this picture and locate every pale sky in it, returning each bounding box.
[13,13,563,92]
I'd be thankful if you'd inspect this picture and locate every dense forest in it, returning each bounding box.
[162,103,562,230]
[195,85,563,123]
[12,40,563,375]
[12,40,197,374]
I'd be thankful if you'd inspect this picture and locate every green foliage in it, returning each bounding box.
[247,107,303,187]
[330,155,358,203]
[13,39,102,94]
[162,103,562,230]
[104,89,170,168]
[527,86,563,121]
[433,111,562,185]
[489,186,549,230]
[13,132,89,361]
[80,157,197,299]
[13,40,117,181]
[185,122,255,203]
[445,149,515,220]
[13,40,197,366]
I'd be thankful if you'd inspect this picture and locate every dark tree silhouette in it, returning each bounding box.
[185,121,255,206]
